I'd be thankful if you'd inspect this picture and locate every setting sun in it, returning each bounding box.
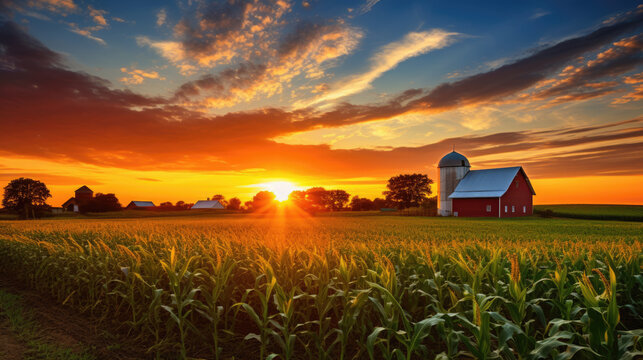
[258,181,301,201]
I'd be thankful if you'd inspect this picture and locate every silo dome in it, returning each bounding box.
[438,151,470,168]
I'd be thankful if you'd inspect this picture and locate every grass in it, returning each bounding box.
[0,289,95,360]
[0,214,641,359]
[534,204,643,221]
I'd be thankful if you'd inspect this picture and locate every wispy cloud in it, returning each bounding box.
[358,0,380,15]
[69,25,106,45]
[156,8,166,27]
[119,67,165,85]
[530,10,550,20]
[301,29,458,107]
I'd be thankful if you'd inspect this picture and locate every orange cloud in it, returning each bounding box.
[1,17,643,189]
[119,67,165,85]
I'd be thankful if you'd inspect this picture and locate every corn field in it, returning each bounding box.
[0,216,641,359]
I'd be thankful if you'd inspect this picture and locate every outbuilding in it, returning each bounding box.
[190,200,225,210]
[437,151,535,217]
[126,201,156,209]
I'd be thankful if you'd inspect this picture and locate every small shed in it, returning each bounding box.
[126,201,156,210]
[190,200,225,210]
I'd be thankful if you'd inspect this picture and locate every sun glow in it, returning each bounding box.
[258,181,301,201]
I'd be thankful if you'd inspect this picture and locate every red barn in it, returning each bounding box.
[449,167,535,217]
[437,151,535,217]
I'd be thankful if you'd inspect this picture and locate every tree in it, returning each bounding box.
[325,190,350,211]
[159,201,175,210]
[383,174,433,209]
[289,190,312,212]
[227,197,241,210]
[305,187,328,211]
[373,197,392,210]
[2,178,51,219]
[80,193,122,213]
[211,194,228,207]
[350,196,375,211]
[249,191,276,211]
[175,201,191,210]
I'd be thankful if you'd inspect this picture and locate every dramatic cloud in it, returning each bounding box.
[147,0,291,69]
[406,12,643,111]
[173,20,361,108]
[1,12,642,182]
[530,34,642,106]
[302,29,457,107]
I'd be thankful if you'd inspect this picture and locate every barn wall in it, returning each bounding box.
[452,197,498,217]
[499,171,533,217]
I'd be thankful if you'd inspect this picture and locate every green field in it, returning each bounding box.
[534,204,643,221]
[0,215,641,359]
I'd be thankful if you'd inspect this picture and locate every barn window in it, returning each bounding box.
[511,206,515,213]
[523,206,526,213]
[486,205,491,212]
[504,205,508,213]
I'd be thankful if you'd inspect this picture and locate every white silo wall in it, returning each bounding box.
[438,166,469,216]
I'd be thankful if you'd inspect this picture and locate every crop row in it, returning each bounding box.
[0,218,641,359]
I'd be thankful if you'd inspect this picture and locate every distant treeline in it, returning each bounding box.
[2,173,437,218]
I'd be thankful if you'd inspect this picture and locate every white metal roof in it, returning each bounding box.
[448,166,535,199]
[129,201,155,207]
[191,200,225,209]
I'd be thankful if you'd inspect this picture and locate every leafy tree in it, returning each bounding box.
[175,201,191,210]
[325,189,350,211]
[249,191,276,211]
[350,196,375,211]
[289,190,312,211]
[211,194,228,207]
[383,174,433,209]
[305,187,327,211]
[80,193,122,213]
[2,178,51,219]
[159,201,175,209]
[373,197,392,210]
[227,197,241,210]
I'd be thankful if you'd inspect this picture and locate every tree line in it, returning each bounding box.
[2,174,435,218]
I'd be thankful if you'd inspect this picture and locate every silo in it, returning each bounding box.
[437,151,470,216]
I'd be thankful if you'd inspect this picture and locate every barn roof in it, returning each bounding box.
[75,185,93,193]
[448,166,535,199]
[191,200,225,209]
[128,201,155,207]
[61,197,77,207]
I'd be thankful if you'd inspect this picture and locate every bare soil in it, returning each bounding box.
[0,278,148,360]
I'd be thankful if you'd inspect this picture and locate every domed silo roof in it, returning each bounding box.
[438,151,470,168]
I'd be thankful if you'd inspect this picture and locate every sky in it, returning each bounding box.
[0,0,642,206]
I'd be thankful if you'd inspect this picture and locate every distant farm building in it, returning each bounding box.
[191,200,225,210]
[438,151,535,217]
[61,185,94,212]
[126,201,156,210]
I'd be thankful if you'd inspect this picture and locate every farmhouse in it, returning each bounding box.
[191,200,225,210]
[61,185,94,212]
[438,151,535,217]
[126,201,156,210]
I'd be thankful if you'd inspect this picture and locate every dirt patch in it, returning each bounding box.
[0,278,148,360]
[0,322,26,360]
